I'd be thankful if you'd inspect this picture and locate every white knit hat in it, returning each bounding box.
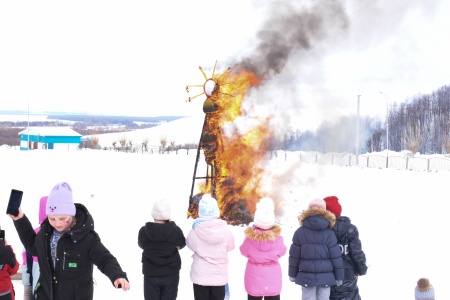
[198,194,220,219]
[151,199,171,220]
[309,198,326,210]
[253,197,275,230]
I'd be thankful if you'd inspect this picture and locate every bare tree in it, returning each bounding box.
[443,134,450,155]
[142,137,149,152]
[119,135,127,148]
[88,136,100,149]
[405,123,422,156]
[160,137,167,153]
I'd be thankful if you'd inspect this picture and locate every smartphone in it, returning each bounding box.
[0,228,4,241]
[6,189,23,216]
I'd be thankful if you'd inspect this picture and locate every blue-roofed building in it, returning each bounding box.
[18,127,83,151]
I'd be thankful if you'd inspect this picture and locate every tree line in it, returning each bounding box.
[282,84,450,155]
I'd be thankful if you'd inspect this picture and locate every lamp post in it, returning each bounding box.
[379,91,389,167]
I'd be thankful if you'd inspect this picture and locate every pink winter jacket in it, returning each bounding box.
[239,225,287,297]
[186,219,235,286]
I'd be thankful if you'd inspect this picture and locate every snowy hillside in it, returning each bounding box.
[0,146,448,299]
[86,115,205,150]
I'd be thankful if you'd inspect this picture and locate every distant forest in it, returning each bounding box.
[280,84,450,155]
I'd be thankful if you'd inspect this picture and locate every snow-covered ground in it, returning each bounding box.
[0,146,447,299]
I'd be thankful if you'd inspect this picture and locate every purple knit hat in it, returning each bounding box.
[46,182,76,216]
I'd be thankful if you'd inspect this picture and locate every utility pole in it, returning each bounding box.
[380,91,389,168]
[356,95,361,165]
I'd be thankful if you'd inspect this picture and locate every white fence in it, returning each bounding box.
[64,147,450,172]
[269,151,450,172]
[5,144,450,172]
[164,150,450,172]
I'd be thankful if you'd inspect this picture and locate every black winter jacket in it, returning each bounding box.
[138,221,186,276]
[329,216,367,300]
[14,203,128,300]
[288,208,344,287]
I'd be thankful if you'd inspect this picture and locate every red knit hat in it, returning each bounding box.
[323,196,342,217]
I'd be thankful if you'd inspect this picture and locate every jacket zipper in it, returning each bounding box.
[63,251,67,270]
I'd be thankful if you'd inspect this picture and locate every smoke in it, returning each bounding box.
[208,0,444,218]
[226,0,443,131]
[233,0,349,79]
[219,0,352,138]
[232,0,441,79]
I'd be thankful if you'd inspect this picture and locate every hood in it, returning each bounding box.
[39,196,48,224]
[244,225,282,242]
[143,221,177,242]
[299,208,336,229]
[334,216,352,239]
[243,225,282,253]
[194,219,229,244]
[64,203,94,242]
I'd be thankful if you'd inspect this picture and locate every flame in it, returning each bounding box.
[188,66,273,225]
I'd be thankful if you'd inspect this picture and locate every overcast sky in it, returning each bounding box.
[1,0,449,130]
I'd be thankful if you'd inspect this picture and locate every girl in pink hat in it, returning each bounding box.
[240,197,287,300]
[21,196,47,300]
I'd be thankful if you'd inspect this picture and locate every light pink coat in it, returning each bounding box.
[240,225,287,297]
[186,219,235,286]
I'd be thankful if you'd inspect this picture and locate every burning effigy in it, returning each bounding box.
[184,1,350,225]
[186,62,273,225]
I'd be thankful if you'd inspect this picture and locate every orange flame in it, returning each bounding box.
[189,67,273,225]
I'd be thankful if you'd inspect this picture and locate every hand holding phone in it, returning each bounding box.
[6,189,23,217]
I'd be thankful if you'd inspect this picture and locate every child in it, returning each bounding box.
[138,199,186,300]
[224,283,230,300]
[323,196,367,300]
[9,182,130,299]
[186,194,235,300]
[21,196,47,300]
[0,238,19,300]
[288,198,344,300]
[415,278,435,300]
[240,197,287,300]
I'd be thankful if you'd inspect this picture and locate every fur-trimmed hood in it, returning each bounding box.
[298,208,336,228]
[243,225,282,242]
